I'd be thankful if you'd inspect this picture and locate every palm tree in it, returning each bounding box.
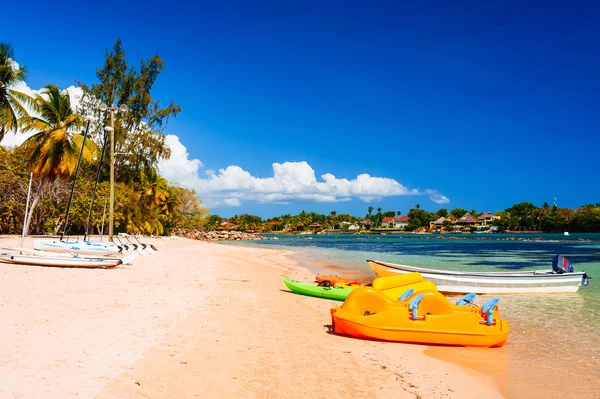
[20,85,95,235]
[140,168,170,210]
[134,168,171,234]
[0,43,34,142]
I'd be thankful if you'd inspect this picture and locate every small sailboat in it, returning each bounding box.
[0,251,124,268]
[33,239,122,255]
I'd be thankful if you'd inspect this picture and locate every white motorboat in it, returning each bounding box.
[368,256,589,294]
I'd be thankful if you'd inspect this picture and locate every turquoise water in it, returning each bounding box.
[227,233,600,398]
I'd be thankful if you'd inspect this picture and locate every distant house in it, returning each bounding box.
[477,212,499,226]
[455,213,477,226]
[221,221,238,230]
[268,220,280,231]
[348,223,361,231]
[308,223,323,230]
[429,216,447,230]
[381,216,409,229]
[362,219,373,230]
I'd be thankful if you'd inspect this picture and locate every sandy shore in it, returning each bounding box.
[0,236,501,399]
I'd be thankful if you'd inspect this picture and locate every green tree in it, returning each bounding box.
[0,43,34,142]
[436,208,448,218]
[442,219,454,231]
[204,214,224,231]
[78,39,182,183]
[450,208,467,219]
[19,85,96,235]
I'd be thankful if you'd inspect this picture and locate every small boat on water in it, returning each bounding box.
[0,252,124,268]
[368,255,590,294]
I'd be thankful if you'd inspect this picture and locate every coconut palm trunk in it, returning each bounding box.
[23,179,45,236]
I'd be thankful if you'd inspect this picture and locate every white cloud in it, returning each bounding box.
[2,76,451,209]
[158,134,451,207]
[223,198,241,207]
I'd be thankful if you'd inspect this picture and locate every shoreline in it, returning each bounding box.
[222,238,600,399]
[1,235,502,398]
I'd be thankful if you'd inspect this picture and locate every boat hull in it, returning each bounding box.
[368,260,585,294]
[34,239,121,256]
[0,253,121,268]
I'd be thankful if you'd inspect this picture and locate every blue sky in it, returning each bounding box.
[2,1,599,217]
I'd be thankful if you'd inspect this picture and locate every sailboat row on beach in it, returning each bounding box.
[0,117,156,269]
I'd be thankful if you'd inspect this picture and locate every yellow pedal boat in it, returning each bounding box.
[331,286,509,348]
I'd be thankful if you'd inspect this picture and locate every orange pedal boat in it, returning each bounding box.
[331,287,509,348]
[315,274,361,286]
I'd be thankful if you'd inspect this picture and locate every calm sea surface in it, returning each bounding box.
[227,233,600,398]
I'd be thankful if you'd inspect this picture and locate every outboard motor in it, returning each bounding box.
[552,255,575,274]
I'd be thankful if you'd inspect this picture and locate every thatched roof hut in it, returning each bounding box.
[478,212,495,221]
[433,216,447,226]
[456,213,477,225]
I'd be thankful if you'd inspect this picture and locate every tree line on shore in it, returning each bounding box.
[203,201,600,233]
[0,41,207,236]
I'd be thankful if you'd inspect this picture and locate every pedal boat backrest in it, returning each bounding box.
[456,293,477,306]
[481,297,501,326]
[409,293,425,320]
[398,288,415,301]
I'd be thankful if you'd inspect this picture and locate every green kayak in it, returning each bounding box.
[283,278,356,301]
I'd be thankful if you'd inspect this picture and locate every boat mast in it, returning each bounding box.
[100,200,107,242]
[83,129,109,242]
[20,172,33,248]
[60,116,94,241]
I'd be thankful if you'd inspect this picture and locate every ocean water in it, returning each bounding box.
[227,233,600,398]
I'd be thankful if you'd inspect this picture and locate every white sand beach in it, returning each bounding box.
[0,236,501,399]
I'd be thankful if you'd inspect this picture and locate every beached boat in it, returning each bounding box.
[283,279,358,301]
[0,252,122,268]
[284,273,438,301]
[368,257,590,294]
[315,274,361,285]
[331,286,509,347]
[33,239,122,256]
[2,247,138,265]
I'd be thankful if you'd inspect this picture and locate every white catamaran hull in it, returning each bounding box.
[2,247,138,265]
[33,239,121,256]
[368,260,587,294]
[0,253,121,268]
